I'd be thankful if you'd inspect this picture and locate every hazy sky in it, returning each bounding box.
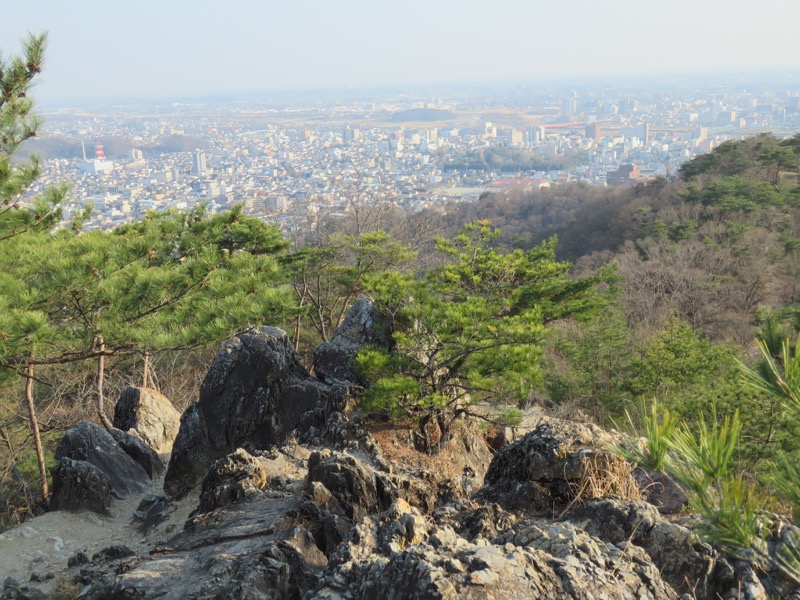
[2,0,799,102]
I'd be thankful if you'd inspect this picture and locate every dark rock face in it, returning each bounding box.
[108,428,164,479]
[164,327,342,498]
[113,386,181,453]
[195,448,269,515]
[479,416,623,512]
[312,298,392,385]
[308,451,394,521]
[49,458,113,515]
[133,494,171,534]
[161,403,205,500]
[2,577,50,600]
[49,422,152,514]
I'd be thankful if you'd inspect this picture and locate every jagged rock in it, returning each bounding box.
[67,551,89,568]
[290,482,352,557]
[761,517,800,598]
[561,498,734,599]
[195,448,269,515]
[109,428,164,479]
[2,577,50,600]
[161,403,205,500]
[49,422,151,514]
[435,502,519,543]
[113,386,181,453]
[92,545,136,562]
[309,499,678,599]
[164,327,342,498]
[84,496,327,600]
[132,494,171,534]
[312,297,392,385]
[478,416,632,513]
[308,451,394,521]
[49,458,113,515]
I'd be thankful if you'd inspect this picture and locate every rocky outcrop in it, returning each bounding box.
[108,428,164,479]
[84,496,326,600]
[21,321,800,599]
[195,448,269,515]
[312,298,392,385]
[308,451,394,521]
[309,498,678,599]
[563,498,720,597]
[49,458,114,515]
[113,386,181,453]
[164,327,345,498]
[631,467,689,515]
[478,416,634,513]
[49,422,153,514]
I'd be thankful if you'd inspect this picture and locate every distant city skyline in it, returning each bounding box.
[2,0,799,103]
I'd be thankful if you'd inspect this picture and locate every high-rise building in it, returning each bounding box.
[585,122,602,141]
[193,149,208,176]
[343,125,360,143]
[606,164,640,186]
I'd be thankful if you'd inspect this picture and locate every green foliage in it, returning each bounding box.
[685,176,782,212]
[740,338,800,413]
[689,475,764,560]
[293,229,415,344]
[766,454,800,522]
[612,398,678,472]
[678,134,800,182]
[668,410,741,490]
[0,33,66,241]
[542,303,633,413]
[358,221,611,452]
[0,204,296,366]
[625,321,732,397]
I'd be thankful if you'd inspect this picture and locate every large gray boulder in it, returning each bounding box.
[109,427,164,479]
[164,327,344,498]
[49,422,152,514]
[49,458,113,515]
[113,386,181,454]
[313,298,392,385]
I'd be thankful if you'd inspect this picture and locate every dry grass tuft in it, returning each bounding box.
[561,452,642,516]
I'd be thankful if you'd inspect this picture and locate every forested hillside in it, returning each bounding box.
[4,33,800,587]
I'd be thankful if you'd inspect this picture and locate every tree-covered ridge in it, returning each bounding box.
[4,32,800,586]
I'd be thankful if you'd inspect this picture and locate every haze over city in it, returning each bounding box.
[2,0,799,101]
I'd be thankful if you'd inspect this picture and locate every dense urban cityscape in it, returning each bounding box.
[20,79,800,235]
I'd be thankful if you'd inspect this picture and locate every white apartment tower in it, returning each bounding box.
[193,149,208,176]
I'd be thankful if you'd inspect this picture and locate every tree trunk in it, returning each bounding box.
[96,337,113,431]
[142,351,151,388]
[24,363,49,502]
